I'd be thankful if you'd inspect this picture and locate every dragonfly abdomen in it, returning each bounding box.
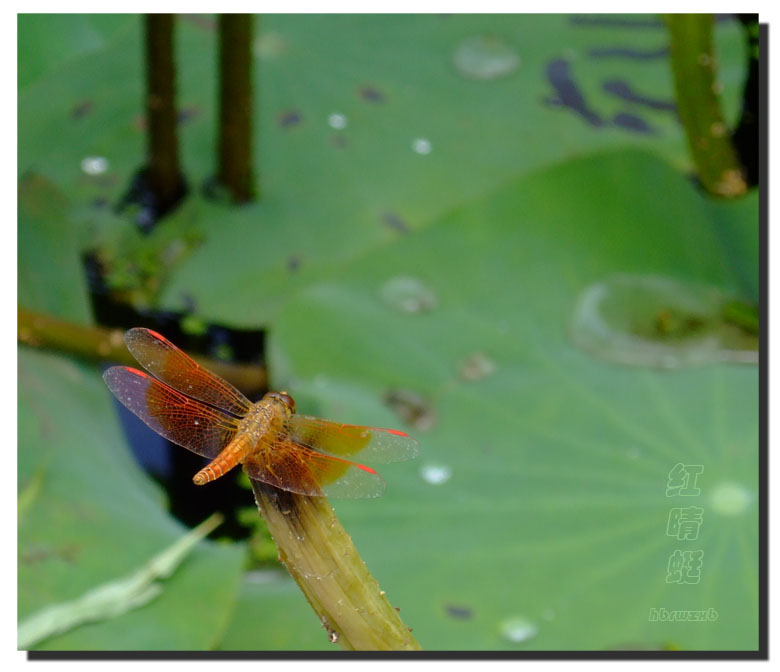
[193,435,250,485]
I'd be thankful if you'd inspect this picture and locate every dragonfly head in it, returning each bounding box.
[267,390,296,415]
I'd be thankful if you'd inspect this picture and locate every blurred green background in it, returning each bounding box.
[18,14,758,651]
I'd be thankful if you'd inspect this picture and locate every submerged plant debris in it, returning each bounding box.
[570,274,758,368]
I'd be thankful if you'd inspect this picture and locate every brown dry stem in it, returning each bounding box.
[17,308,267,394]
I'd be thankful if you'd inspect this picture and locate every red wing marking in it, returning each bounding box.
[243,438,386,499]
[103,366,239,459]
[123,328,251,417]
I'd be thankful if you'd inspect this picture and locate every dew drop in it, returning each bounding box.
[80,156,109,175]
[500,616,539,644]
[420,463,452,485]
[412,138,432,155]
[453,35,521,80]
[380,276,438,314]
[328,113,347,130]
[710,482,752,516]
[253,32,286,59]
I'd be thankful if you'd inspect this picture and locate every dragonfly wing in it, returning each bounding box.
[103,366,240,459]
[243,439,387,499]
[123,328,251,416]
[287,414,419,464]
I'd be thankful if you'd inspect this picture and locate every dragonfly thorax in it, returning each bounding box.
[239,400,285,445]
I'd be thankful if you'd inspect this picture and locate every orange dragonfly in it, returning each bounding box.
[103,328,419,498]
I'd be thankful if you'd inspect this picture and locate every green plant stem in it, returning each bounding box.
[144,14,185,210]
[722,299,759,335]
[17,307,267,394]
[665,14,748,197]
[217,14,255,201]
[251,480,421,650]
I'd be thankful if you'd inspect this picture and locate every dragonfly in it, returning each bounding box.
[102,328,419,498]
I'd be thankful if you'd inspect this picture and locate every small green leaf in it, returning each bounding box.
[18,514,223,649]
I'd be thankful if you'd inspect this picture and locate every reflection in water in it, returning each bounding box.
[544,59,604,126]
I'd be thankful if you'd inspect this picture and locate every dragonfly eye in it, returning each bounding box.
[269,390,296,414]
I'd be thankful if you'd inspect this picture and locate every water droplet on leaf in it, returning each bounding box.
[328,113,347,129]
[453,35,520,80]
[710,482,752,516]
[500,616,539,644]
[380,276,438,314]
[412,138,432,155]
[80,156,109,175]
[254,32,286,59]
[421,463,452,485]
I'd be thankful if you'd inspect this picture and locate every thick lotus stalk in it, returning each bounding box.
[144,14,186,213]
[251,481,421,650]
[99,328,420,650]
[217,14,255,201]
[17,308,267,393]
[665,14,748,197]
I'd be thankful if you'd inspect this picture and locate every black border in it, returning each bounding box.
[756,19,768,662]
[25,19,769,664]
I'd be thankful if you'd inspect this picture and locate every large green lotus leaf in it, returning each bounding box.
[161,14,745,327]
[18,347,245,650]
[17,15,746,327]
[18,173,91,323]
[263,149,758,650]
[218,572,331,651]
[17,14,133,89]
